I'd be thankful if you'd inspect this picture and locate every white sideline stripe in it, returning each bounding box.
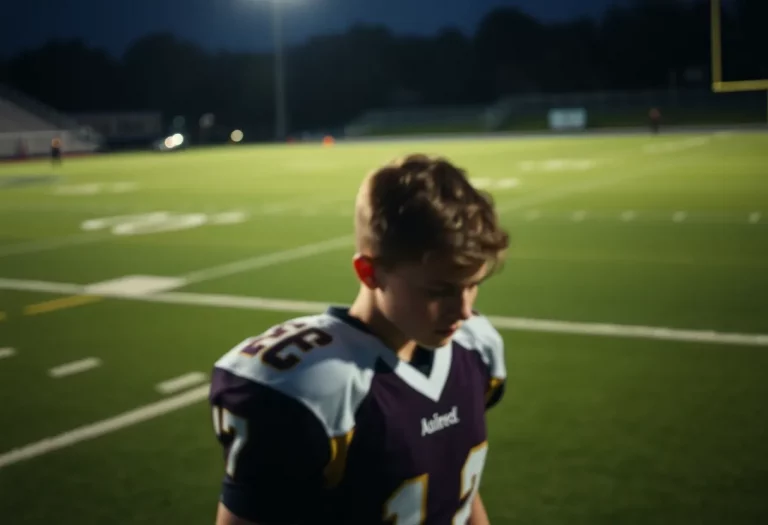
[155,372,207,395]
[149,293,768,347]
[0,278,83,294]
[485,317,768,347]
[1,277,766,348]
[0,277,766,347]
[181,235,353,284]
[0,348,16,359]
[0,384,210,469]
[0,232,110,259]
[48,357,101,378]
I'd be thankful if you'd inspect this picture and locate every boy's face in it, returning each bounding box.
[374,256,490,349]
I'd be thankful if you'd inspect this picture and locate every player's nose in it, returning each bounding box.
[458,290,473,320]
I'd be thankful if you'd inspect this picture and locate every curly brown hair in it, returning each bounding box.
[355,153,510,274]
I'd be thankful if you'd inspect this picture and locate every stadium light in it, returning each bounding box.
[249,0,290,141]
[273,0,288,141]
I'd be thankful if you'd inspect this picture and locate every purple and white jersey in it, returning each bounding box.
[209,306,506,525]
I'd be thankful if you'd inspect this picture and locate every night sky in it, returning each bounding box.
[2,0,622,57]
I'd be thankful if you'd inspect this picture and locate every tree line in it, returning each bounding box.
[0,0,765,139]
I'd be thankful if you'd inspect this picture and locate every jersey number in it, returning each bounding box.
[213,407,488,522]
[240,322,333,371]
[384,442,489,525]
[212,406,248,478]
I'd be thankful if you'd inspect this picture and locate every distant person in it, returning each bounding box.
[51,137,62,165]
[649,107,662,134]
[16,137,28,159]
[209,154,510,525]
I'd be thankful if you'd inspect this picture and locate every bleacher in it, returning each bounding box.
[0,84,103,159]
[0,97,56,133]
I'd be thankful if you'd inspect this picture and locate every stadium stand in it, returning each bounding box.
[0,83,103,159]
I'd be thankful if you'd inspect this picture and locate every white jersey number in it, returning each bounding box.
[384,442,488,525]
[212,406,248,478]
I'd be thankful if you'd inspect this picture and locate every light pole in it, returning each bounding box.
[271,0,288,141]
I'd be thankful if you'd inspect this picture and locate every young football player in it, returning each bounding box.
[210,153,511,524]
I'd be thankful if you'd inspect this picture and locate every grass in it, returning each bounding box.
[0,130,767,524]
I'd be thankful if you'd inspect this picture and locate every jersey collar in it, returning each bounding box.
[326,306,452,403]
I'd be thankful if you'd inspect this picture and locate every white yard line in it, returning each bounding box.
[498,140,708,215]
[497,164,661,214]
[0,278,83,295]
[0,277,766,348]
[0,384,210,469]
[180,235,354,284]
[48,358,101,378]
[155,372,207,395]
[484,317,768,347]
[0,348,16,359]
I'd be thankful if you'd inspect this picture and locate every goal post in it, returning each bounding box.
[710,0,768,121]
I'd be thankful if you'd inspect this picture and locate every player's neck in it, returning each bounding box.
[348,293,418,361]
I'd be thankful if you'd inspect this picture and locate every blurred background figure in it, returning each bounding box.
[50,137,62,165]
[649,107,662,134]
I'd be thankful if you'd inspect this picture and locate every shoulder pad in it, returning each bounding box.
[213,313,377,436]
[454,314,506,381]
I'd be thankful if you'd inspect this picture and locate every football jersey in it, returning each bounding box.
[209,306,506,525]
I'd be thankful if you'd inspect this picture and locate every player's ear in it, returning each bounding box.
[352,253,378,289]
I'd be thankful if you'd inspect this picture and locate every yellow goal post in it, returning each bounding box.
[711,0,768,121]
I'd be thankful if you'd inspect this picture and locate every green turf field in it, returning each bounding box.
[0,131,767,524]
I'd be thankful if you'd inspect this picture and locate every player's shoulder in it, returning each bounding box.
[210,309,377,436]
[453,312,506,380]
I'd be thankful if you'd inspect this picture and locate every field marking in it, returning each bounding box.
[24,295,102,316]
[210,211,248,225]
[643,137,711,154]
[85,276,186,297]
[0,348,16,359]
[518,159,599,172]
[181,235,354,285]
[498,160,670,214]
[505,208,768,227]
[0,278,83,295]
[141,292,768,347]
[156,372,207,395]
[0,384,210,469]
[0,232,111,259]
[53,182,138,196]
[499,135,713,215]
[0,277,766,348]
[48,357,102,378]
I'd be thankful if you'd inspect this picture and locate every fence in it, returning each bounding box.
[345,89,767,136]
[488,88,767,129]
